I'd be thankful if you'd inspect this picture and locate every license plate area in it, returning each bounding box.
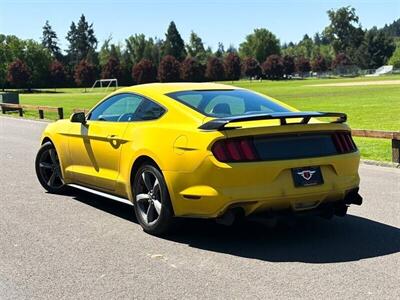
[292,166,324,187]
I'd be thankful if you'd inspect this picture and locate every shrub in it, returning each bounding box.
[74,59,96,91]
[311,55,328,72]
[262,55,284,79]
[49,60,66,89]
[296,56,311,75]
[282,55,295,76]
[7,59,32,89]
[242,57,262,79]
[180,57,205,82]
[132,59,157,84]
[158,55,181,82]
[205,57,225,81]
[224,52,241,81]
[101,57,121,80]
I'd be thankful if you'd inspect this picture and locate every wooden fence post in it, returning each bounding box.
[38,109,44,119]
[392,139,400,163]
[18,107,23,117]
[57,107,64,119]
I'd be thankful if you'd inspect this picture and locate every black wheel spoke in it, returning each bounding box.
[40,162,52,169]
[49,149,57,164]
[47,171,56,187]
[38,146,64,189]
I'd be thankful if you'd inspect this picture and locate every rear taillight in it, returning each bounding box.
[211,138,258,162]
[332,132,357,154]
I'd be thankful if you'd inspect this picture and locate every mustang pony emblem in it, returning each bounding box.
[297,170,316,181]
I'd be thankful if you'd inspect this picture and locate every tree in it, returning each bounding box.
[205,57,225,81]
[388,46,400,68]
[41,21,61,60]
[242,57,262,79]
[239,28,280,62]
[101,56,121,80]
[311,55,328,72]
[49,60,66,89]
[282,55,295,76]
[163,21,186,61]
[224,52,241,81]
[296,56,311,75]
[132,59,157,84]
[126,34,151,65]
[66,14,98,66]
[74,59,96,92]
[186,31,207,63]
[355,27,395,69]
[324,6,364,55]
[180,57,205,82]
[262,55,284,79]
[381,18,400,37]
[215,42,225,58]
[158,55,180,82]
[7,59,31,89]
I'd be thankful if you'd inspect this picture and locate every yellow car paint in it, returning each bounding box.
[39,82,360,218]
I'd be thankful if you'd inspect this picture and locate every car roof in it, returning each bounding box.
[117,82,241,96]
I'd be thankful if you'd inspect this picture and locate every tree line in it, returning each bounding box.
[1,6,400,90]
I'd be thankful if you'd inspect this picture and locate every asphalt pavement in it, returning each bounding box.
[0,116,399,299]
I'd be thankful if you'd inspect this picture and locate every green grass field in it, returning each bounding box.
[6,75,400,162]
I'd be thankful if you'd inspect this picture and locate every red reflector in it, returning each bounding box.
[226,140,242,161]
[239,139,257,160]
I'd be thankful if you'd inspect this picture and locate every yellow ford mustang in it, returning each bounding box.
[35,83,362,235]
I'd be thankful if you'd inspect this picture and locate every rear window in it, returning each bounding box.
[166,89,290,117]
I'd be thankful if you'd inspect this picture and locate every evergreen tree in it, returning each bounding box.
[215,42,225,58]
[66,14,98,66]
[41,21,61,59]
[163,21,186,61]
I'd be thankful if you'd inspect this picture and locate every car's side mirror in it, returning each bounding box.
[70,112,87,124]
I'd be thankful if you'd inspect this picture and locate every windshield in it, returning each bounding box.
[166,89,290,117]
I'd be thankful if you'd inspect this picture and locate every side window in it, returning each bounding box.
[133,99,165,121]
[88,94,143,122]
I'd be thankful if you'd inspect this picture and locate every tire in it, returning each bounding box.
[35,141,67,194]
[133,164,175,236]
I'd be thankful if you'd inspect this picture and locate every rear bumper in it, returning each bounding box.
[164,151,361,218]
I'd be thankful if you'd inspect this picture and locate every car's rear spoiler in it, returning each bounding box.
[198,111,347,131]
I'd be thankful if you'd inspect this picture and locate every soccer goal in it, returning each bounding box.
[90,78,118,91]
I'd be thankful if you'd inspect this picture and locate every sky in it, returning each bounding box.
[0,0,399,53]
